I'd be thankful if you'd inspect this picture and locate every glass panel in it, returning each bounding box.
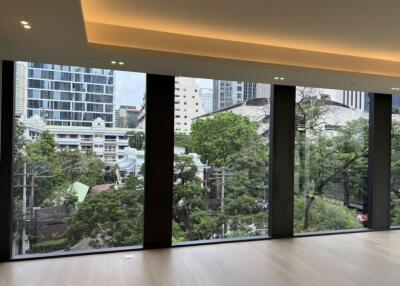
[391,95,400,226]
[172,77,270,243]
[12,62,146,256]
[294,88,368,233]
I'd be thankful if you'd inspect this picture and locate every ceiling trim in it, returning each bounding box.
[85,21,400,78]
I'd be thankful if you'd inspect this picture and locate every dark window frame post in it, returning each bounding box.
[368,93,391,229]
[0,60,15,261]
[268,84,296,237]
[143,74,175,248]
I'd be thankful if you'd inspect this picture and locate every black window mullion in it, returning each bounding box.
[143,74,175,248]
[0,60,15,261]
[368,93,391,229]
[268,84,296,237]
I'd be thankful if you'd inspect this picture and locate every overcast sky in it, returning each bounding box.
[114,71,213,109]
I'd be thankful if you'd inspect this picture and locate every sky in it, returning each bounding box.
[114,71,213,109]
[114,71,146,109]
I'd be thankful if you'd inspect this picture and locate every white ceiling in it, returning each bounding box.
[1,0,400,93]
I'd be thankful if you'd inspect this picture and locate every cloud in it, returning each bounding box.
[115,71,146,109]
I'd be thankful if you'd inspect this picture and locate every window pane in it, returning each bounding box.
[294,88,368,233]
[12,62,145,256]
[391,95,400,225]
[173,77,270,243]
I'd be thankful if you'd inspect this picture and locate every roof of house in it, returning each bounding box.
[68,182,90,203]
[90,184,115,193]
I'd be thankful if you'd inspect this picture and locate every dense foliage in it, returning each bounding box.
[295,90,367,231]
[65,176,144,248]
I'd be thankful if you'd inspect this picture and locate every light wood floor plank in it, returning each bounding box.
[1,231,400,286]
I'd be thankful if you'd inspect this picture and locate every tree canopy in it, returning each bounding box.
[190,112,259,167]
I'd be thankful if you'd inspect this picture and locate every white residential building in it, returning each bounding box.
[21,116,139,166]
[115,146,205,187]
[115,147,145,186]
[174,77,204,133]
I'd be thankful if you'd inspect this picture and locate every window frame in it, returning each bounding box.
[0,60,395,261]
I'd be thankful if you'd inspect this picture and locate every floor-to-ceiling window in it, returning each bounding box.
[294,87,369,233]
[172,77,270,243]
[391,95,400,226]
[12,61,145,256]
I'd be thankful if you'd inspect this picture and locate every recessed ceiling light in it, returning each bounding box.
[110,60,116,65]
[274,76,285,81]
[392,87,400,91]
[279,77,285,80]
[23,25,31,30]
[20,20,29,25]
[274,77,280,80]
[118,61,124,65]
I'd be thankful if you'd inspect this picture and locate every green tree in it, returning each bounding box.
[295,90,368,231]
[58,149,105,187]
[24,130,61,206]
[126,130,145,150]
[175,132,192,153]
[183,112,269,239]
[294,196,362,232]
[190,112,258,166]
[173,155,218,241]
[391,120,400,224]
[223,134,269,237]
[65,175,144,248]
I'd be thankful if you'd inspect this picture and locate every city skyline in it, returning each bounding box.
[115,71,212,109]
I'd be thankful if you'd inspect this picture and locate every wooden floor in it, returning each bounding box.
[1,231,400,286]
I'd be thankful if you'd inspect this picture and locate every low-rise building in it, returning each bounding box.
[115,146,205,187]
[21,115,142,166]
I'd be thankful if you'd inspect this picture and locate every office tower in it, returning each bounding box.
[213,80,244,111]
[174,77,204,133]
[199,88,213,113]
[26,63,115,127]
[116,105,140,128]
[243,82,257,100]
[213,81,271,111]
[341,90,366,111]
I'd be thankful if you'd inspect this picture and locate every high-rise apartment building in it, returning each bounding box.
[213,80,244,111]
[337,90,366,111]
[25,62,115,127]
[175,77,204,133]
[199,88,213,114]
[15,62,26,118]
[213,80,270,111]
[243,82,257,100]
[324,89,367,111]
